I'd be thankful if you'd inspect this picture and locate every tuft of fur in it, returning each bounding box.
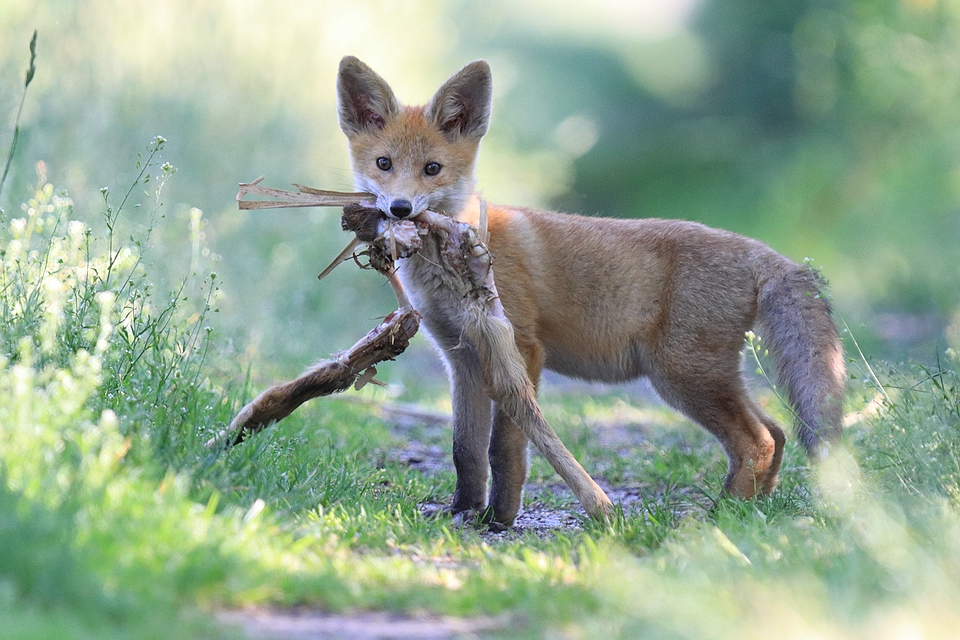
[755,260,845,458]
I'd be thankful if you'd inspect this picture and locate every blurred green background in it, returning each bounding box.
[2,0,959,387]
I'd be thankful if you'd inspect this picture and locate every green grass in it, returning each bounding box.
[1,147,960,638]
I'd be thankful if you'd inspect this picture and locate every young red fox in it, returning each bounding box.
[337,56,845,527]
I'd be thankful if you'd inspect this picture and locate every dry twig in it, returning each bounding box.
[205,306,420,448]
[207,191,415,448]
[236,176,374,209]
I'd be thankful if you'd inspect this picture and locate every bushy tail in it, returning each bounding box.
[755,258,845,458]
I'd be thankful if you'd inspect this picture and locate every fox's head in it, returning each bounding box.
[337,56,492,220]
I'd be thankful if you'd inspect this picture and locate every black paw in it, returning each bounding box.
[485,520,510,533]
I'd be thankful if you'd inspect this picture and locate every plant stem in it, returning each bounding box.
[0,30,38,204]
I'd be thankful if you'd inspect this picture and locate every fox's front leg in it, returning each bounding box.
[446,344,493,518]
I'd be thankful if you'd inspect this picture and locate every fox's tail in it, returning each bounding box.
[755,257,845,458]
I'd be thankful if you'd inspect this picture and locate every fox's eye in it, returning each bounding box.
[376,157,392,171]
[424,162,442,176]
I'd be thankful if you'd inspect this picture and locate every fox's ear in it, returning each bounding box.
[425,61,492,139]
[337,56,400,135]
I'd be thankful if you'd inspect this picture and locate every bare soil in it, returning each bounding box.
[218,608,508,640]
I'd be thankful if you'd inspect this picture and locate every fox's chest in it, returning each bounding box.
[396,232,474,351]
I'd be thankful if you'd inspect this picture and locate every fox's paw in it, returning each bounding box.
[419,502,452,520]
[448,506,515,531]
[478,503,518,531]
[451,509,485,529]
[421,502,515,531]
[420,502,484,527]
[484,520,510,533]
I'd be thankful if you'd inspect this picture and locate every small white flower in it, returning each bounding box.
[68,220,86,239]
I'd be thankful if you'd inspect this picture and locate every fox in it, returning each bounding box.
[336,55,846,528]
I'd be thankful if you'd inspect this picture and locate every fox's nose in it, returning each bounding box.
[389,199,413,218]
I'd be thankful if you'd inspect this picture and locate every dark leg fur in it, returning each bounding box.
[485,407,528,526]
[447,347,493,515]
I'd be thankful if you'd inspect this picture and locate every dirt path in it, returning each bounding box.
[221,384,701,639]
[218,609,506,640]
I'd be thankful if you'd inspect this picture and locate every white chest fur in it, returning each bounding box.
[395,229,474,354]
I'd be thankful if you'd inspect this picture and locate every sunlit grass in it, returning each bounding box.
[0,146,959,638]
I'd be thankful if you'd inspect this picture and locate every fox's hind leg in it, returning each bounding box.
[748,400,786,494]
[651,368,784,499]
[485,407,529,527]
[484,339,544,527]
[446,344,493,517]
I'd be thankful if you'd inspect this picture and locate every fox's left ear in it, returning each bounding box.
[337,56,400,135]
[425,61,492,139]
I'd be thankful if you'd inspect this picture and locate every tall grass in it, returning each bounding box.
[0,138,225,464]
[857,360,960,505]
[0,144,231,637]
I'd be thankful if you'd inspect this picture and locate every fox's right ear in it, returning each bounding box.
[337,56,400,135]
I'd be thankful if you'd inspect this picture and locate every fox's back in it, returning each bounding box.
[456,198,778,382]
